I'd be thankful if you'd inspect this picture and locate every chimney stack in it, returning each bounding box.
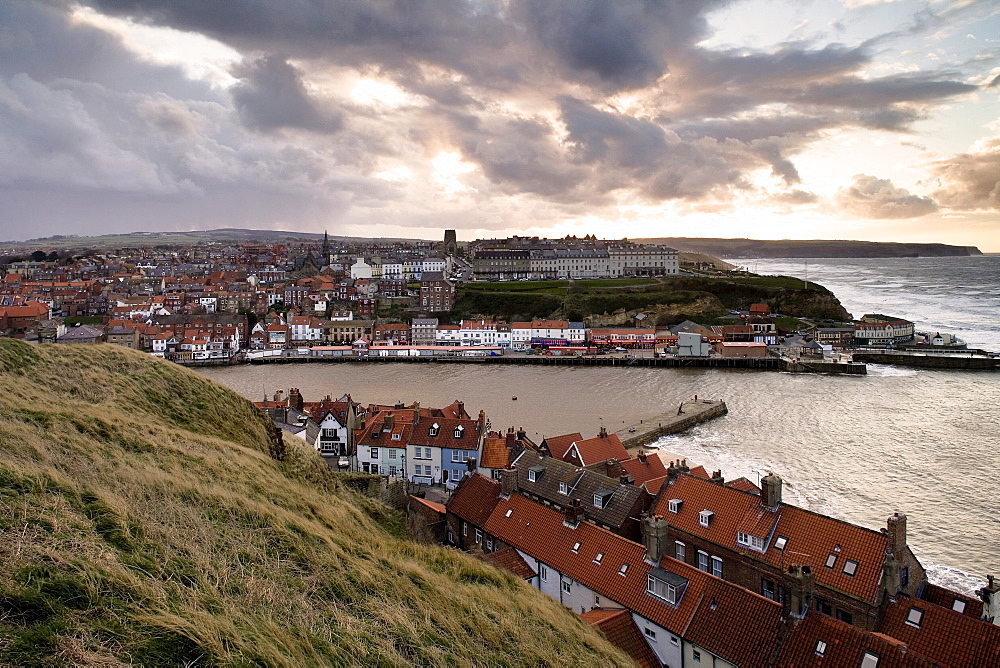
[466,456,477,472]
[564,498,585,527]
[288,388,304,412]
[782,564,815,618]
[499,468,517,498]
[383,414,395,430]
[457,400,465,417]
[638,451,647,464]
[605,458,623,479]
[413,401,420,425]
[761,472,782,510]
[979,575,1000,626]
[642,514,669,564]
[620,473,635,486]
[711,470,725,485]
[517,426,526,440]
[506,427,516,450]
[599,425,608,439]
[886,513,907,555]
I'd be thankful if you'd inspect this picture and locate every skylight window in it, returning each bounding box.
[618,563,628,576]
[906,607,924,628]
[571,542,580,553]
[815,640,827,657]
[825,553,837,569]
[843,560,858,577]
[774,536,788,551]
[861,651,880,668]
[594,552,604,564]
[505,508,513,518]
[953,599,967,614]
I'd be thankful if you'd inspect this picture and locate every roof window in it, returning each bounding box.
[774,536,788,550]
[571,542,581,553]
[618,563,628,576]
[905,607,923,628]
[815,640,827,657]
[861,651,880,668]
[504,508,513,518]
[843,560,858,577]
[952,599,967,614]
[594,552,604,564]
[825,553,837,569]
[699,510,714,527]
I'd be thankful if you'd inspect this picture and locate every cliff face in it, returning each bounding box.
[0,341,629,667]
[634,237,982,258]
[769,289,853,321]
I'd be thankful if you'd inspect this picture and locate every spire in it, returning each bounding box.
[322,230,330,260]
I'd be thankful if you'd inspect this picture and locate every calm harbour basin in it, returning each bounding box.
[199,360,1000,595]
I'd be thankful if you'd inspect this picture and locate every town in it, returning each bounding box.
[258,386,1000,666]
[3,231,987,371]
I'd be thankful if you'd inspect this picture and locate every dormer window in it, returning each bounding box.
[668,499,682,513]
[646,568,687,605]
[454,425,464,438]
[527,466,544,483]
[737,532,766,552]
[559,482,568,494]
[699,510,714,527]
[593,489,614,509]
[391,433,401,440]
[429,423,440,437]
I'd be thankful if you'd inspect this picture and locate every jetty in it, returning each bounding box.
[618,398,728,453]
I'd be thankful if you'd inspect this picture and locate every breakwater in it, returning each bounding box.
[852,352,999,370]
[618,399,728,451]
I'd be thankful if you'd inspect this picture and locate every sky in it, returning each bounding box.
[1,1,998,250]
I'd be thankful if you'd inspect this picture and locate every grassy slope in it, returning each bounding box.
[0,340,629,667]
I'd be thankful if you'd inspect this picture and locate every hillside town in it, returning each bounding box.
[1,232,956,368]
[259,388,1000,667]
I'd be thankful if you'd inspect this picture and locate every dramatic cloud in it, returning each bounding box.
[231,55,342,133]
[836,174,938,219]
[930,136,1000,211]
[0,0,995,247]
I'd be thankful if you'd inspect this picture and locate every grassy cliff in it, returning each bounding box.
[0,340,629,666]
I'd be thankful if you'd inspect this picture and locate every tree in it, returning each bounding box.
[30,250,46,262]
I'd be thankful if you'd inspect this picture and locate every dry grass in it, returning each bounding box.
[0,340,630,666]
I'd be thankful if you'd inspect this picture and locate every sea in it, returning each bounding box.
[199,254,1000,596]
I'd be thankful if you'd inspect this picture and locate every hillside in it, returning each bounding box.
[455,275,851,324]
[0,340,629,666]
[634,237,981,258]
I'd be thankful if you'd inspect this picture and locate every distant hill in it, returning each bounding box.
[0,340,628,666]
[634,238,982,258]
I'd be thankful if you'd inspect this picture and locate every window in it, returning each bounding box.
[668,499,682,513]
[528,469,538,482]
[646,575,678,604]
[322,428,339,439]
[905,607,924,628]
[429,423,439,437]
[561,580,571,594]
[447,530,454,544]
[486,538,493,551]
[643,628,656,639]
[825,553,837,569]
[698,551,709,573]
[901,566,909,588]
[423,465,432,476]
[594,552,604,564]
[675,541,686,562]
[836,609,853,625]
[815,640,827,657]
[462,521,467,536]
[843,560,858,577]
[505,508,513,518]
[698,510,714,527]
[861,651,880,668]
[454,425,464,438]
[953,599,967,614]
[558,482,568,494]
[816,598,832,615]
[711,556,723,578]
[618,563,628,576]
[391,433,401,440]
[571,542,580,553]
[737,532,765,551]
[692,649,701,662]
[762,578,775,600]
[670,636,679,647]
[540,565,548,581]
[389,450,397,459]
[774,536,788,550]
[370,448,379,458]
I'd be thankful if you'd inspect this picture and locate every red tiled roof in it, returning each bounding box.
[480,435,511,469]
[652,474,888,602]
[919,582,983,619]
[482,493,786,663]
[776,611,934,667]
[409,416,481,450]
[689,465,710,479]
[726,477,761,494]
[566,433,629,466]
[409,496,446,514]
[447,473,501,528]
[879,597,1000,667]
[543,433,583,459]
[484,547,536,580]
[620,452,668,486]
[581,608,659,668]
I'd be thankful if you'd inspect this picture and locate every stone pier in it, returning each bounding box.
[618,398,728,454]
